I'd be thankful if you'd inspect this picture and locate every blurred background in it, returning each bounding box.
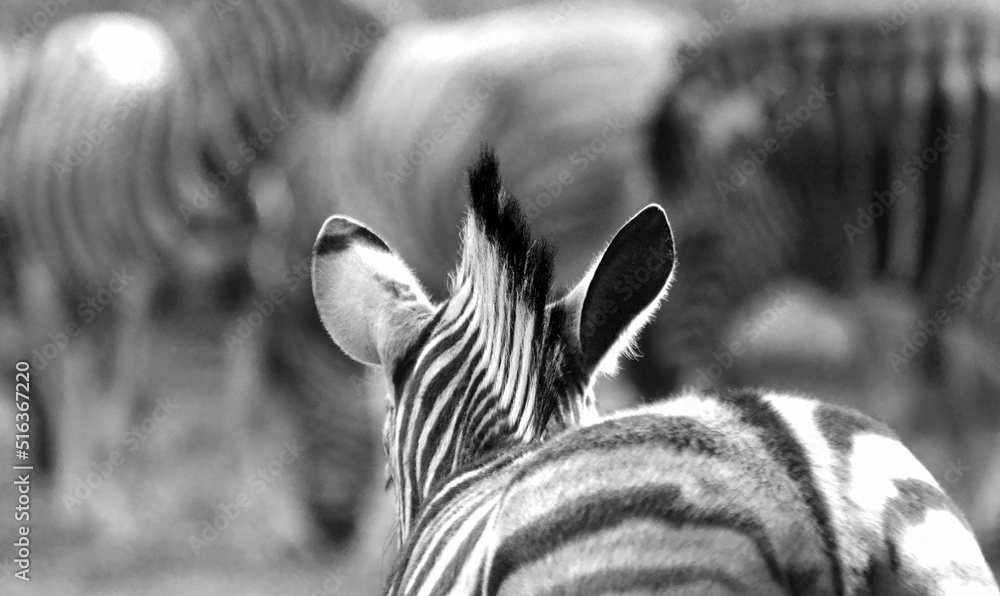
[0,0,997,593]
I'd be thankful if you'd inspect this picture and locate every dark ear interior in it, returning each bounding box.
[578,204,675,373]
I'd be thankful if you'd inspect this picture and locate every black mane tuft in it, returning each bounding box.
[466,147,555,317]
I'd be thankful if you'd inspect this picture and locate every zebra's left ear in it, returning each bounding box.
[312,215,433,367]
[555,204,675,376]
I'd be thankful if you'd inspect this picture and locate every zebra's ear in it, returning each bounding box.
[557,204,675,375]
[312,215,433,366]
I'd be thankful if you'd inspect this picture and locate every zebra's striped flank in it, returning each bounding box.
[0,1,376,313]
[312,148,998,595]
[644,5,1000,396]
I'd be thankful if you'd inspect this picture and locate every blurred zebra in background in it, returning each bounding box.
[311,149,999,595]
[642,0,1000,547]
[283,0,683,296]
[0,0,381,539]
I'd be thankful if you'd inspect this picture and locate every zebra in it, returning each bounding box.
[643,2,1000,392]
[284,0,682,297]
[0,1,380,537]
[311,148,999,595]
[638,2,1000,539]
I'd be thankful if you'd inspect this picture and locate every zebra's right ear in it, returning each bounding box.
[311,216,433,366]
[556,205,675,376]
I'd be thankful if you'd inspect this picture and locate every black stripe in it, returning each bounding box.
[824,25,849,216]
[388,448,526,591]
[404,312,476,497]
[950,19,989,291]
[872,141,892,274]
[392,303,468,522]
[454,367,491,464]
[862,556,880,596]
[886,478,960,526]
[234,106,257,145]
[469,406,506,454]
[537,305,576,430]
[486,485,782,594]
[717,389,845,596]
[398,291,475,396]
[417,327,486,481]
[512,414,724,480]
[884,25,910,282]
[313,223,391,256]
[814,402,895,453]
[916,47,947,290]
[538,566,747,596]
[411,495,493,594]
[391,307,445,393]
[881,478,964,579]
[403,300,475,398]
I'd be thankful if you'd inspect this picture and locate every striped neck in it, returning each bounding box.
[386,153,581,540]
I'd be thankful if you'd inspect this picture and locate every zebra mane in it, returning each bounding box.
[457,148,555,328]
[442,148,564,449]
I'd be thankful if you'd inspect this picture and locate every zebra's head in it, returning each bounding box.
[312,148,675,539]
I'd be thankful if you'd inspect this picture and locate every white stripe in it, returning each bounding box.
[420,316,485,496]
[408,494,501,595]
